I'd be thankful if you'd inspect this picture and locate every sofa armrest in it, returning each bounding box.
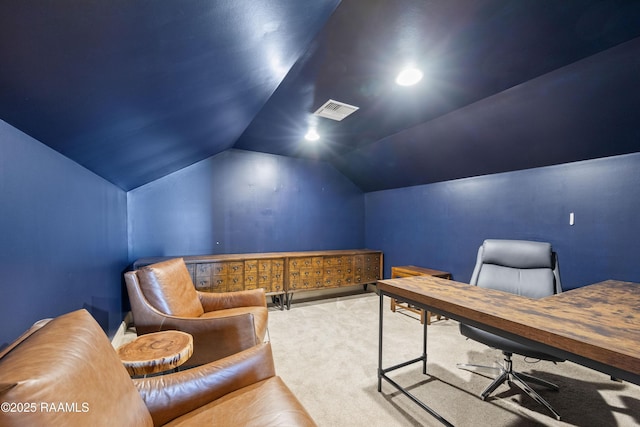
[134,342,276,427]
[198,288,267,311]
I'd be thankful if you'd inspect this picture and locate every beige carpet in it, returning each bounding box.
[267,291,640,427]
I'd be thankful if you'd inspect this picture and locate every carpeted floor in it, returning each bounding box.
[267,291,640,427]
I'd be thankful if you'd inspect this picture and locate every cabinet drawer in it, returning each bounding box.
[323,276,339,288]
[194,275,211,291]
[211,274,228,292]
[212,262,227,276]
[195,263,212,277]
[228,262,244,275]
[244,260,258,273]
[227,273,244,292]
[288,258,301,271]
[244,272,258,290]
[271,259,284,272]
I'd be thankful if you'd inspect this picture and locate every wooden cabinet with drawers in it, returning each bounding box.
[133,249,382,310]
[284,250,382,308]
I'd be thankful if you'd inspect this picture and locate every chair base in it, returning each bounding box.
[457,353,561,421]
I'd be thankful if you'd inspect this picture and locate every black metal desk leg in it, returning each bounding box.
[423,314,428,374]
[378,290,384,392]
[377,290,453,427]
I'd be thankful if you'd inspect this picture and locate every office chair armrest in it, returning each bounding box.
[134,342,276,426]
[198,288,267,311]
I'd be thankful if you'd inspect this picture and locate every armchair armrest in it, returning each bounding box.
[145,312,259,367]
[134,342,276,427]
[198,288,267,311]
[0,318,52,360]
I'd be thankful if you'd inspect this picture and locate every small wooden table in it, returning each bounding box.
[390,265,451,324]
[117,330,193,376]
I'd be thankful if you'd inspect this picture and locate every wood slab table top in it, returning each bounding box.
[377,276,640,384]
[117,330,193,376]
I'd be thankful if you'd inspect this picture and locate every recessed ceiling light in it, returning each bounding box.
[305,128,319,141]
[395,67,423,86]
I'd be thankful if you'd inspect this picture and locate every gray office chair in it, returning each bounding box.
[458,239,563,420]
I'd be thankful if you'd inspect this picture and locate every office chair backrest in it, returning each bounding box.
[470,239,562,298]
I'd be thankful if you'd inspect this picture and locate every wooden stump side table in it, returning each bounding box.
[390,265,452,324]
[117,330,193,376]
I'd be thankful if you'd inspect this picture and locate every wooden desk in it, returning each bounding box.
[117,331,193,376]
[377,276,640,426]
[390,265,451,324]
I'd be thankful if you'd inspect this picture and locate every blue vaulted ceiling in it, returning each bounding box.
[1,0,639,191]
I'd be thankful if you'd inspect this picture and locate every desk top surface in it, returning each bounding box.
[391,265,451,277]
[377,276,640,380]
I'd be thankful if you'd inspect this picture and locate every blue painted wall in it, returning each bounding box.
[2,110,638,350]
[128,149,364,261]
[365,153,640,290]
[0,120,128,347]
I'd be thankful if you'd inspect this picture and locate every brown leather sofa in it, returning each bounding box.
[125,258,268,367]
[0,309,316,427]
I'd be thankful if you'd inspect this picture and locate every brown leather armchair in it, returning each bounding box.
[124,257,268,367]
[0,309,316,427]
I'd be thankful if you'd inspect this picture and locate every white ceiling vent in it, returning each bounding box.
[313,99,359,121]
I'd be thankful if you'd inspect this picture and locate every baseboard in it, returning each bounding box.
[111,311,133,349]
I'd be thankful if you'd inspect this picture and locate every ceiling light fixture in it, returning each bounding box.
[395,67,423,86]
[305,128,319,141]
